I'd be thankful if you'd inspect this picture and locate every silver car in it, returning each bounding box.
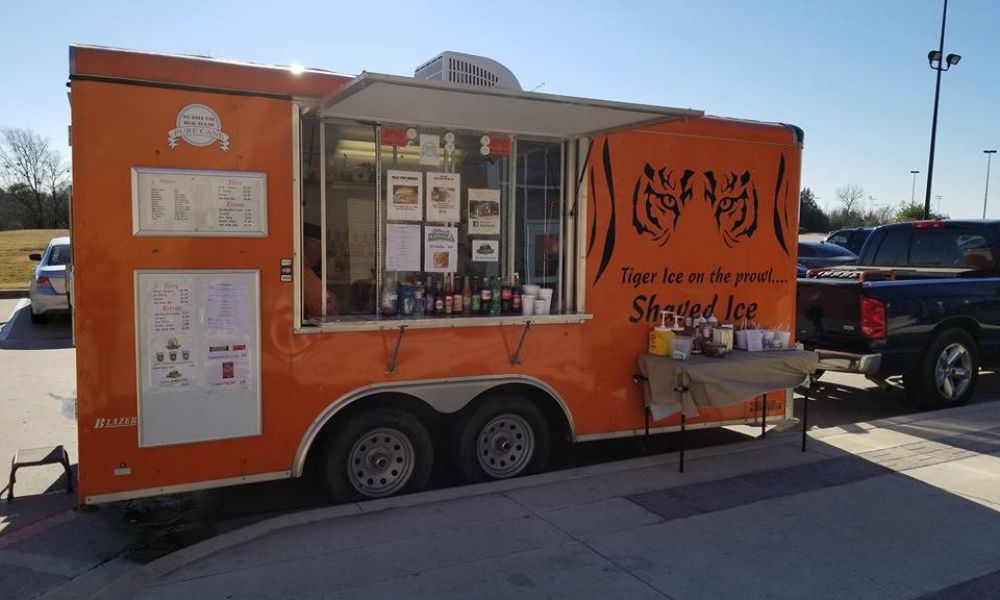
[28,236,71,323]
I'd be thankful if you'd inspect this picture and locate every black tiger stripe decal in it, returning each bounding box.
[594,139,617,285]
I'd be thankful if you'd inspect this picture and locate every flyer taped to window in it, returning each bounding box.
[205,342,252,392]
[387,170,423,222]
[424,226,458,273]
[468,188,500,235]
[426,172,460,222]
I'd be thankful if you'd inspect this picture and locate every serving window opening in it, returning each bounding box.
[299,114,566,328]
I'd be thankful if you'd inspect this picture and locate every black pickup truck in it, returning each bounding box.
[797,220,1000,408]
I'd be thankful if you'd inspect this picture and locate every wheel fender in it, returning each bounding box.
[292,375,574,477]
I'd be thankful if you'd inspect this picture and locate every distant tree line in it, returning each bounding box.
[0,127,70,230]
[798,185,947,233]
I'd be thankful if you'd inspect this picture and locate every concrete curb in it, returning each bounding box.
[0,289,29,299]
[0,298,29,342]
[68,401,1000,599]
[73,430,806,600]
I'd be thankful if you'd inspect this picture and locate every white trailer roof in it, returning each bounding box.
[307,72,703,138]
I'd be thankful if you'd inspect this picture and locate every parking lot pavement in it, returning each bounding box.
[103,402,1000,600]
[3,314,1000,598]
[0,305,76,514]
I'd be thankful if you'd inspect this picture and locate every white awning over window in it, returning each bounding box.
[307,72,703,138]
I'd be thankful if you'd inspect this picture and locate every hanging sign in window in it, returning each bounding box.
[424,226,458,273]
[386,170,423,222]
[426,172,461,222]
[381,127,408,147]
[467,188,501,235]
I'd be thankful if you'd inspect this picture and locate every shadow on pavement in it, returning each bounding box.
[0,304,73,350]
[128,413,1000,600]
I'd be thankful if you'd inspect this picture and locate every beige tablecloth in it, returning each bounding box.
[637,350,819,420]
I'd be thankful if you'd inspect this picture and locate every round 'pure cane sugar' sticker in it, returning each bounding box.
[480,135,490,146]
[168,104,230,151]
[480,145,490,156]
[406,128,418,140]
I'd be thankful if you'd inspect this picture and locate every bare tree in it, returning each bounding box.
[0,128,69,228]
[835,185,865,214]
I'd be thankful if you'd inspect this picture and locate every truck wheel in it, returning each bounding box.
[322,408,433,503]
[30,310,47,324]
[453,395,549,483]
[903,328,978,409]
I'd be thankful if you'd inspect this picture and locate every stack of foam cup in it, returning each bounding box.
[537,288,553,315]
[522,284,540,316]
[522,294,535,315]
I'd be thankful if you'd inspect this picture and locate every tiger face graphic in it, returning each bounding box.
[631,163,694,246]
[703,170,758,248]
[630,165,759,248]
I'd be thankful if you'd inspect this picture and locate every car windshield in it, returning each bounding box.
[47,244,71,266]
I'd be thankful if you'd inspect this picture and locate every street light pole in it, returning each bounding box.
[984,149,998,219]
[910,170,920,204]
[923,0,961,220]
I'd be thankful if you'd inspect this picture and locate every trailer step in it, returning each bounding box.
[6,445,74,502]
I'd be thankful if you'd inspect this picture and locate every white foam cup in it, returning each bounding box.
[522,294,536,315]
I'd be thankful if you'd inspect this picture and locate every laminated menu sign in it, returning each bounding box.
[424,226,458,273]
[426,172,460,222]
[204,280,249,332]
[150,334,196,391]
[137,271,260,446]
[212,177,260,231]
[386,223,422,272]
[205,342,252,391]
[146,174,194,230]
[148,278,194,334]
[133,168,266,236]
[386,170,423,222]
[468,188,501,235]
[146,278,197,391]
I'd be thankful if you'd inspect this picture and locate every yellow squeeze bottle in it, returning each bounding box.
[648,310,674,356]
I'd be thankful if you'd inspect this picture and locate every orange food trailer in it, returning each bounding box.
[69,46,803,504]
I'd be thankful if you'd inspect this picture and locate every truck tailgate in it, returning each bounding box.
[796,279,866,351]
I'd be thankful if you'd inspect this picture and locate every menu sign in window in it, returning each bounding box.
[132,167,267,236]
[136,270,261,447]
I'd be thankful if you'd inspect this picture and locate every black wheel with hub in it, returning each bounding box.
[322,408,433,503]
[903,328,978,409]
[453,394,549,483]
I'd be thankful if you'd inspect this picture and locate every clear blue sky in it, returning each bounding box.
[3,0,998,218]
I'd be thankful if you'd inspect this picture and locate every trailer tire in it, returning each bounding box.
[453,394,549,484]
[30,310,47,324]
[322,408,433,503]
[903,328,978,409]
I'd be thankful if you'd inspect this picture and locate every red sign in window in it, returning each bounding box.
[382,128,407,147]
[489,136,511,156]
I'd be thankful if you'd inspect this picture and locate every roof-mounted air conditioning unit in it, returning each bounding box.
[414,51,521,91]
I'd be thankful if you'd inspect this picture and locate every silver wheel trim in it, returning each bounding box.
[935,343,972,401]
[477,413,535,478]
[347,427,415,498]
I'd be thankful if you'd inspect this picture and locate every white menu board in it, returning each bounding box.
[132,167,267,236]
[136,270,261,447]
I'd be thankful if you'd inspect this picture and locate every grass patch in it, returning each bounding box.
[0,229,69,289]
